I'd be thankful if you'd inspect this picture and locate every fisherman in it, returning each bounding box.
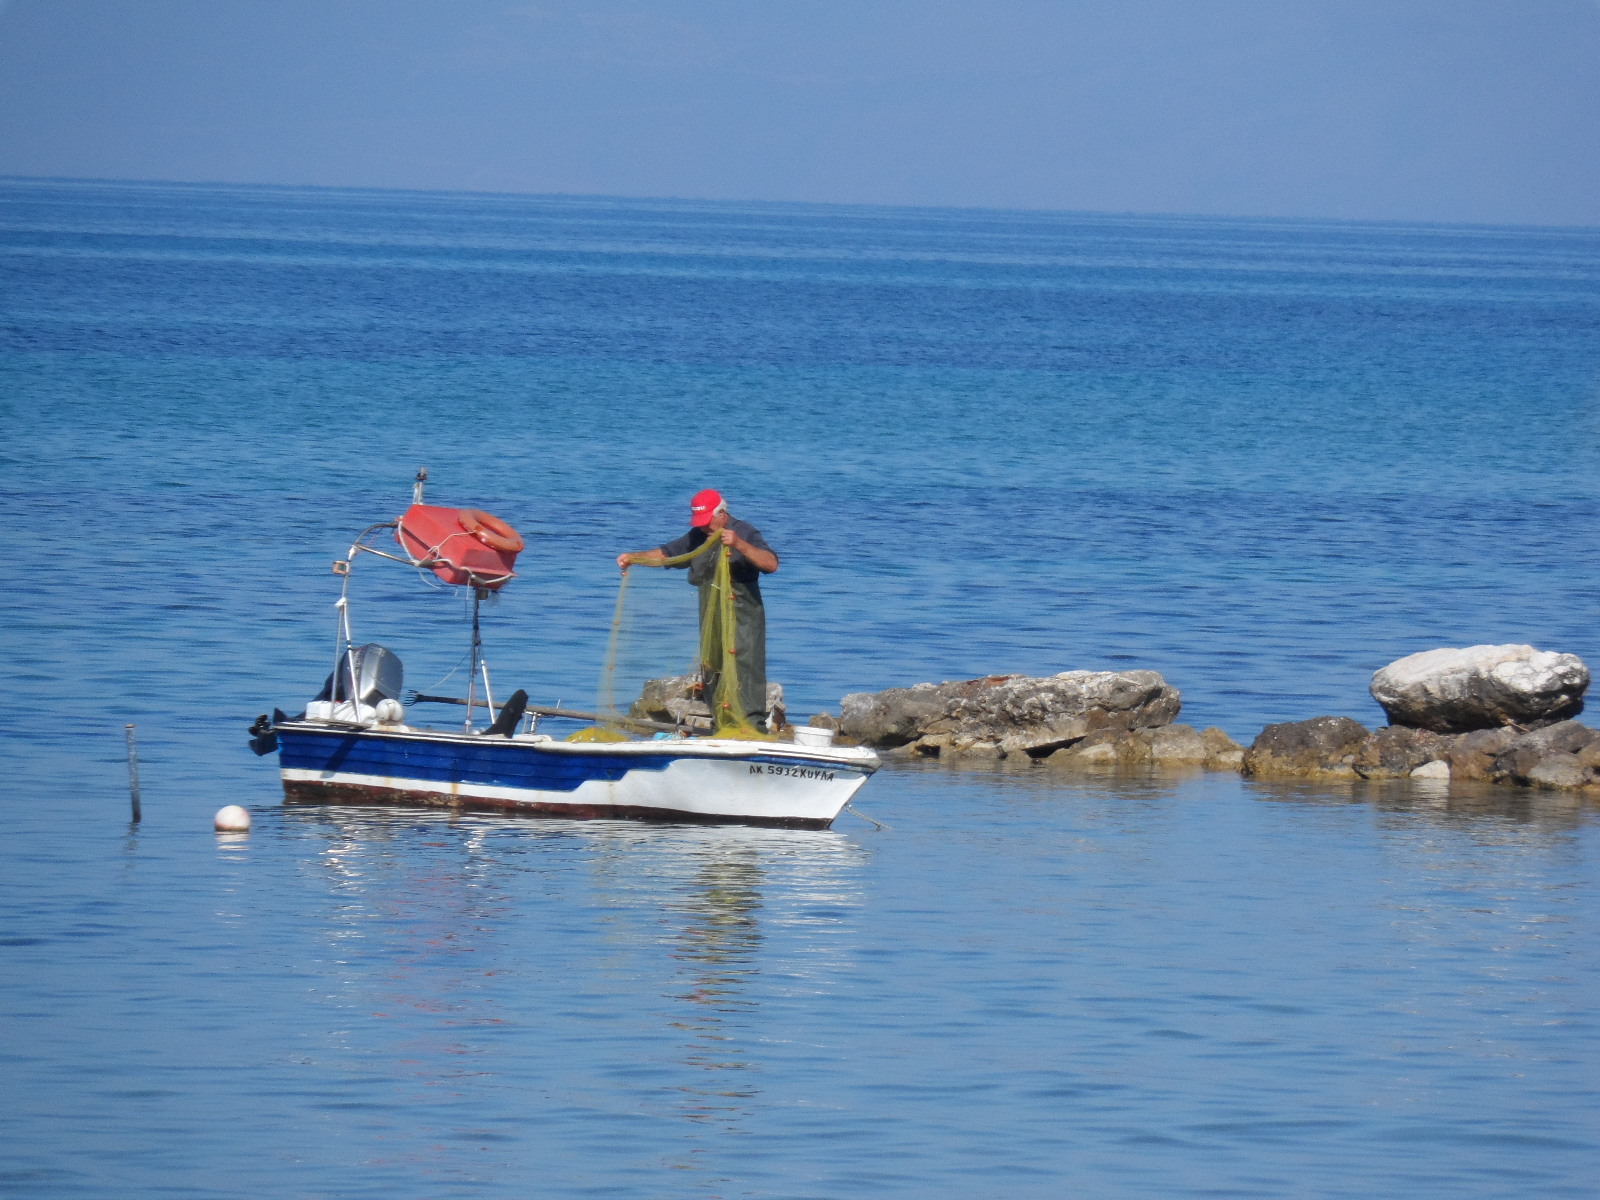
[616,489,779,729]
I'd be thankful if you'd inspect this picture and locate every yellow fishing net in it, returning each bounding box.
[573,535,771,742]
[566,727,629,743]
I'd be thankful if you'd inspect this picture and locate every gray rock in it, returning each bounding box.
[1045,729,1126,768]
[1040,724,1244,773]
[1149,724,1209,763]
[1352,725,1452,780]
[1445,726,1519,781]
[1239,715,1600,792]
[839,682,950,748]
[1370,645,1588,733]
[1491,720,1599,784]
[1073,738,1121,765]
[1201,727,1246,771]
[1525,754,1592,791]
[1242,716,1370,780]
[631,674,699,722]
[632,675,784,726]
[931,670,1180,757]
[1513,719,1599,757]
[841,670,1181,758]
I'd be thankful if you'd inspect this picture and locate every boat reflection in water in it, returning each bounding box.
[664,850,767,1121]
[584,822,870,1145]
[277,807,870,1176]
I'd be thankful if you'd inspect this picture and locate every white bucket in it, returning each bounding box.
[793,725,836,748]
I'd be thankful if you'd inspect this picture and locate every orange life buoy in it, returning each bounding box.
[457,508,524,554]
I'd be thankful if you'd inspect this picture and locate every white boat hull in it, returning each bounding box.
[276,722,879,828]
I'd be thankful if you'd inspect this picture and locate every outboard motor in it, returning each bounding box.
[247,713,278,756]
[313,643,404,710]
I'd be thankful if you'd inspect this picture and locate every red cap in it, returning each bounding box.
[689,488,724,527]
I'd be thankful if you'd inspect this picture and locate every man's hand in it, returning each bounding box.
[618,549,666,570]
[718,529,739,548]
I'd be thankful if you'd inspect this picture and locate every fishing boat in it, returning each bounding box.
[249,472,879,829]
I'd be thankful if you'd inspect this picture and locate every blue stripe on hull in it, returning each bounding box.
[278,727,681,793]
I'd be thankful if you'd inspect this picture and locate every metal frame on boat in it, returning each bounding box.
[253,473,879,828]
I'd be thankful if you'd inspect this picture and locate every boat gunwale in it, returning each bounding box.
[274,719,880,772]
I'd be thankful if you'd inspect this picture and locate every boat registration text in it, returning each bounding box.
[750,763,836,781]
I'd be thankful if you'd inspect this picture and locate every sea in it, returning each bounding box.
[1,177,1597,1197]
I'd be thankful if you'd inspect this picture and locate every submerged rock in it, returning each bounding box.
[1369,645,1588,733]
[840,670,1181,759]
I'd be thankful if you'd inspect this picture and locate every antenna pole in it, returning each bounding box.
[463,586,496,730]
[464,587,478,730]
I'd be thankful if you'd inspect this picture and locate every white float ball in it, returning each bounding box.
[214,805,252,832]
[375,698,405,724]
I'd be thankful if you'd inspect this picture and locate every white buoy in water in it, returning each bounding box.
[214,805,251,832]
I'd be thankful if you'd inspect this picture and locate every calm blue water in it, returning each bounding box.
[2,178,1598,1196]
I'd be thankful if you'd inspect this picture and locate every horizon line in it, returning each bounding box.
[4,172,1596,238]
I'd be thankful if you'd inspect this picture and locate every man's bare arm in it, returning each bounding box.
[719,529,778,573]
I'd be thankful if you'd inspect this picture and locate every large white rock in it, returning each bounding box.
[1370,645,1588,733]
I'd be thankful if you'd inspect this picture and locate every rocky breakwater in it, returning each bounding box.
[632,674,786,729]
[1243,644,1598,793]
[834,670,1244,769]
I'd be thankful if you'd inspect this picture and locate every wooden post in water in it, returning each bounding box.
[124,723,142,824]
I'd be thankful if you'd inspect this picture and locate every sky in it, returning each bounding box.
[0,0,1597,225]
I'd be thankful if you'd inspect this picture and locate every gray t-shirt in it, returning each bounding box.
[659,517,775,598]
